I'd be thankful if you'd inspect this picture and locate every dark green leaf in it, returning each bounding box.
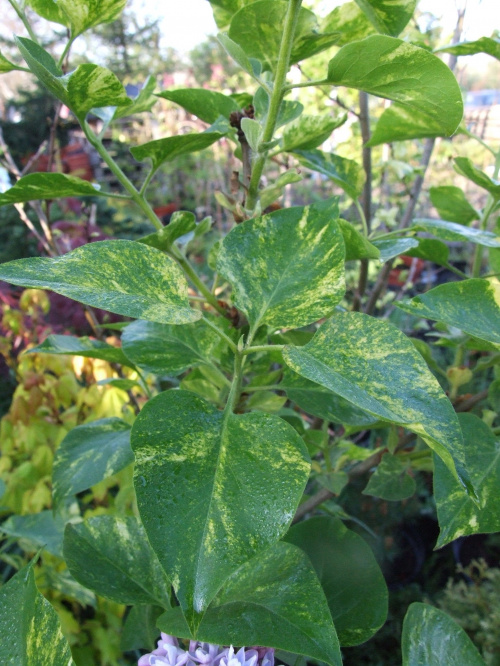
[327,35,463,137]
[158,542,342,666]
[29,333,132,367]
[396,279,500,348]
[412,218,500,247]
[436,36,500,61]
[132,390,310,629]
[140,211,197,250]
[322,2,375,46]
[454,157,500,200]
[281,369,378,427]
[293,149,364,199]
[353,0,417,36]
[363,453,416,500]
[0,511,66,557]
[405,238,450,266]
[64,516,171,607]
[0,561,75,665]
[217,200,345,331]
[131,132,223,174]
[0,173,106,206]
[52,418,133,507]
[430,185,479,225]
[0,240,200,324]
[121,605,163,651]
[338,219,380,261]
[286,517,388,646]
[372,238,419,262]
[402,603,485,665]
[434,414,500,548]
[28,0,128,37]
[121,319,223,376]
[15,37,68,104]
[282,312,471,492]
[158,88,240,124]
[282,115,347,153]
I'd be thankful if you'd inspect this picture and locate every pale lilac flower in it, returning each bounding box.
[219,646,258,666]
[139,638,273,666]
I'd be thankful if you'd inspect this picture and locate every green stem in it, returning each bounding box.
[461,127,497,157]
[283,78,330,91]
[58,38,74,69]
[226,351,244,413]
[242,384,283,393]
[201,316,238,353]
[245,0,303,214]
[83,121,164,232]
[242,344,285,356]
[8,0,38,42]
[472,197,498,277]
[354,199,368,237]
[205,362,232,389]
[170,246,227,315]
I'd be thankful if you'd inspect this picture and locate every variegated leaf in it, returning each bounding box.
[327,35,463,137]
[15,38,68,104]
[412,218,500,247]
[282,115,347,153]
[397,279,500,348]
[436,36,500,61]
[121,319,225,376]
[363,452,416,500]
[0,52,18,73]
[322,2,375,46]
[429,185,479,225]
[454,157,500,200]
[368,103,458,146]
[29,334,133,367]
[338,219,380,261]
[67,64,131,120]
[372,238,419,262]
[434,414,500,548]
[64,516,171,607]
[402,603,485,666]
[285,517,388,646]
[158,542,342,666]
[216,199,345,331]
[132,390,310,630]
[52,418,134,507]
[0,240,200,324]
[0,561,75,665]
[0,173,104,206]
[353,0,417,36]
[28,0,127,37]
[293,149,364,199]
[282,312,472,493]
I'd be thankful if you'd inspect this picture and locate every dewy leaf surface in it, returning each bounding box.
[52,418,134,507]
[158,542,342,666]
[29,334,133,367]
[327,35,463,137]
[121,319,224,376]
[131,390,310,629]
[282,312,471,491]
[0,562,75,665]
[216,199,345,331]
[397,279,500,348]
[64,516,171,607]
[0,173,103,206]
[402,603,485,666]
[0,240,200,324]
[434,414,500,548]
[353,0,417,36]
[285,517,388,646]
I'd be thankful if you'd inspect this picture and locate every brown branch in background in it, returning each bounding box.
[293,449,383,523]
[455,389,489,412]
[353,91,372,312]
[20,140,48,176]
[13,203,52,254]
[297,65,360,118]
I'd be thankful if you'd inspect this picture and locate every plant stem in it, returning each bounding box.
[472,197,498,277]
[58,38,74,70]
[354,199,368,237]
[201,316,238,353]
[283,78,330,91]
[245,0,303,213]
[242,344,285,356]
[242,384,283,393]
[8,0,38,42]
[170,246,227,315]
[226,351,244,413]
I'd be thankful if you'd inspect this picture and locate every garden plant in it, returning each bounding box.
[0,0,500,664]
